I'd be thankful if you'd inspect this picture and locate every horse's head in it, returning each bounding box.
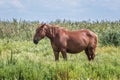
[33,23,47,44]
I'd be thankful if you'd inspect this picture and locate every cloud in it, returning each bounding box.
[10,0,24,9]
[61,0,80,7]
[0,0,120,21]
[102,0,120,10]
[1,0,120,11]
[88,0,120,11]
[0,1,4,5]
[0,0,25,9]
[36,0,81,10]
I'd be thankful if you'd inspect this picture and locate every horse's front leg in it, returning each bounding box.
[53,50,60,61]
[61,49,67,60]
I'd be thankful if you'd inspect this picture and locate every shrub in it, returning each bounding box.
[0,19,120,46]
[100,28,120,46]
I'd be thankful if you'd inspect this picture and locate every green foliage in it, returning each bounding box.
[0,19,120,46]
[0,19,120,79]
[101,28,120,46]
[0,19,39,40]
[0,40,120,80]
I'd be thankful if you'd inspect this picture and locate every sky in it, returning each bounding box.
[0,0,120,22]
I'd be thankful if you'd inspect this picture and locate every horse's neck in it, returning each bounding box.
[46,27,58,39]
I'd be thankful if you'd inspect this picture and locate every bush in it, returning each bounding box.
[100,28,120,46]
[0,19,120,46]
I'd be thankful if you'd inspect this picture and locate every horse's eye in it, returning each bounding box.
[39,29,43,33]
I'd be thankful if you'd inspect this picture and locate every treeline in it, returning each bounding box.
[0,19,120,46]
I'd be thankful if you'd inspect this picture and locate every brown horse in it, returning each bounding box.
[33,24,98,61]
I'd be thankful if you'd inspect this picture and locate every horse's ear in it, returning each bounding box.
[41,23,46,25]
[42,23,46,26]
[41,23,46,28]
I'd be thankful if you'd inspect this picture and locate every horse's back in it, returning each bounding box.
[67,29,96,39]
[65,29,98,51]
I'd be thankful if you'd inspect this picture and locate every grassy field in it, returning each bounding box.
[0,19,120,80]
[0,39,120,80]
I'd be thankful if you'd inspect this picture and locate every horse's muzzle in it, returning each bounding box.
[33,39,38,44]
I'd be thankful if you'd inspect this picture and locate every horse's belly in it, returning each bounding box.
[66,47,84,54]
[66,36,88,53]
[66,41,87,53]
[67,50,82,54]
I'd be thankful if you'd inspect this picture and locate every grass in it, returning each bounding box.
[0,39,120,80]
[0,19,120,79]
[0,19,120,46]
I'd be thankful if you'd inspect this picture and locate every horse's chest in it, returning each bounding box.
[51,39,64,50]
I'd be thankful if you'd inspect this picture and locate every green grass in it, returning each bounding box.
[0,19,120,79]
[0,19,120,46]
[0,39,120,80]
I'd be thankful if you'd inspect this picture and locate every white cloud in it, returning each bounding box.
[0,0,5,6]
[0,0,25,9]
[1,0,120,11]
[0,0,4,5]
[61,0,80,7]
[38,0,81,9]
[88,0,120,11]
[102,0,120,10]
[0,0,120,21]
[10,0,24,9]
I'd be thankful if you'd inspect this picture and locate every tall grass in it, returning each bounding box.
[0,19,120,79]
[0,19,39,41]
[0,40,120,80]
[0,19,120,46]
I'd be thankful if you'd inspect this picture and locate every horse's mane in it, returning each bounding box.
[45,24,65,38]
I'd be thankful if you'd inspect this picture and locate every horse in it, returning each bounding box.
[33,24,98,61]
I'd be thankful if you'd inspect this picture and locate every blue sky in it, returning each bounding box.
[0,0,120,22]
